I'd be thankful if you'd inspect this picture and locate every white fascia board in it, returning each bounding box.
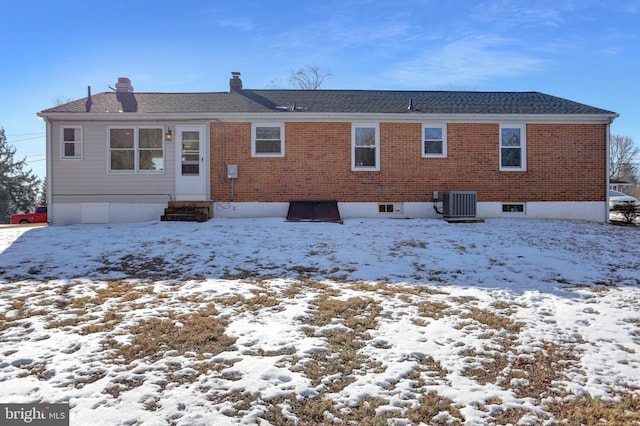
[38,111,619,124]
[301,113,620,124]
[38,112,214,122]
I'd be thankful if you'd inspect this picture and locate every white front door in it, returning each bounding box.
[175,125,207,201]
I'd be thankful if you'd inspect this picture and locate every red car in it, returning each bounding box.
[10,206,48,224]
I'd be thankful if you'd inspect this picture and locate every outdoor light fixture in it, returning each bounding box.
[165,128,173,141]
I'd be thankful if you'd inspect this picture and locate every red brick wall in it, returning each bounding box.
[210,121,607,203]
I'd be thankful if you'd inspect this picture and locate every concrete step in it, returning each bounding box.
[160,213,208,222]
[161,201,212,222]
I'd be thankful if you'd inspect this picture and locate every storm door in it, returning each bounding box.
[175,125,207,201]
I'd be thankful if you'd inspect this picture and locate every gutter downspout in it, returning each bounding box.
[44,116,53,225]
[605,117,613,223]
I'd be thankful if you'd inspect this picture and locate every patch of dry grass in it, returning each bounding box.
[463,340,583,405]
[214,287,282,312]
[80,309,124,335]
[96,255,183,279]
[105,303,236,364]
[300,299,388,419]
[418,300,455,319]
[298,278,342,296]
[205,390,255,418]
[545,392,640,424]
[306,295,381,331]
[625,317,640,345]
[461,306,524,333]
[0,292,49,334]
[73,369,108,389]
[220,266,266,280]
[349,281,449,297]
[95,280,154,302]
[105,376,145,398]
[45,280,154,331]
[15,360,52,381]
[404,391,465,425]
[3,270,638,425]
[260,395,393,426]
[490,406,547,425]
[290,295,384,394]
[0,310,18,333]
[505,342,582,400]
[456,302,529,388]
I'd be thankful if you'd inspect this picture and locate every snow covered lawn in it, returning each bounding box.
[1,218,639,425]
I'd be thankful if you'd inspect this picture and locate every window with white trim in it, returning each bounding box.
[252,123,284,157]
[108,127,164,173]
[61,126,82,159]
[422,123,447,157]
[352,123,380,171]
[500,124,526,171]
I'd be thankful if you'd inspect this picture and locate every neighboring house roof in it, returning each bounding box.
[39,89,618,117]
[610,179,632,186]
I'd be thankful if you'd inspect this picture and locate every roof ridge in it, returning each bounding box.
[38,89,618,116]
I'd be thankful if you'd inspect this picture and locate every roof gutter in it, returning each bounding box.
[36,111,620,124]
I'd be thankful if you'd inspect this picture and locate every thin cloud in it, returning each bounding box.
[472,0,565,28]
[268,13,413,53]
[214,17,254,31]
[388,35,546,88]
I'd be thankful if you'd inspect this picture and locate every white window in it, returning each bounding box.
[500,124,526,171]
[422,123,447,157]
[352,123,380,171]
[61,126,82,159]
[108,127,164,173]
[252,123,284,157]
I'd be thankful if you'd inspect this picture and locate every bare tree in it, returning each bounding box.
[54,96,72,106]
[287,65,331,90]
[268,77,284,89]
[610,134,639,182]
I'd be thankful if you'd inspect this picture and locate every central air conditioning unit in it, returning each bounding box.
[442,191,477,218]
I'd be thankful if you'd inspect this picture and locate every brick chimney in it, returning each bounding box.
[115,77,134,92]
[229,72,242,91]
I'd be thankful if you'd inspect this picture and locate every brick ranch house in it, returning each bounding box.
[37,73,618,225]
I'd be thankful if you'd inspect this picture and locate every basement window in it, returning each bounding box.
[378,203,404,215]
[379,204,394,213]
[502,203,525,213]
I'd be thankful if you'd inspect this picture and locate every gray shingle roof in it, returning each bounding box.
[40,89,617,116]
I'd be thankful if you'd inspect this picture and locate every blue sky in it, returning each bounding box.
[1,0,639,179]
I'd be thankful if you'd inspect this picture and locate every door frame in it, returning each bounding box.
[175,124,208,201]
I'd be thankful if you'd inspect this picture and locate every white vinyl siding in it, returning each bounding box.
[50,121,174,204]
